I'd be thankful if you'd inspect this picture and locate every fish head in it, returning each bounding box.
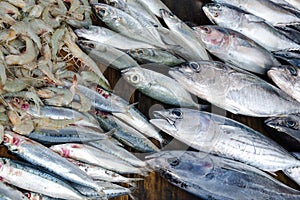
[159,9,180,27]
[2,131,23,151]
[268,65,299,90]
[121,67,147,89]
[104,0,127,10]
[265,114,300,133]
[76,39,98,53]
[127,48,150,59]
[75,26,101,38]
[92,3,113,21]
[146,151,215,177]
[193,25,229,51]
[203,3,241,27]
[150,108,213,142]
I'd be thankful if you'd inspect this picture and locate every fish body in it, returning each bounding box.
[194,25,280,74]
[273,51,300,68]
[268,65,300,102]
[169,61,300,117]
[147,151,300,200]
[0,181,29,200]
[283,152,300,186]
[203,3,300,51]
[150,108,300,171]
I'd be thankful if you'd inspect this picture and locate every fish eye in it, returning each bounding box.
[216,4,221,9]
[168,157,180,167]
[131,75,139,83]
[189,62,201,72]
[87,43,95,48]
[98,8,107,17]
[287,66,297,76]
[2,135,10,143]
[286,120,296,128]
[110,1,116,7]
[202,26,211,33]
[171,109,182,117]
[137,49,143,54]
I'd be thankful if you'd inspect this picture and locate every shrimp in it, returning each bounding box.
[33,117,82,130]
[7,0,35,12]
[0,2,21,26]
[0,48,7,85]
[5,36,37,66]
[40,86,74,107]
[50,0,68,16]
[51,27,66,59]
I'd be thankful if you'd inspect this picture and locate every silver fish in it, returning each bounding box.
[160,9,210,61]
[0,158,85,200]
[212,0,300,26]
[75,26,155,50]
[127,48,185,66]
[134,0,171,17]
[150,108,300,171]
[273,51,300,68]
[203,3,300,51]
[92,3,166,48]
[50,143,148,175]
[169,61,300,117]
[121,67,199,108]
[0,181,29,200]
[268,65,300,102]
[147,151,300,200]
[285,0,300,10]
[283,152,300,186]
[193,25,280,74]
[77,39,140,70]
[2,131,102,193]
[265,113,300,143]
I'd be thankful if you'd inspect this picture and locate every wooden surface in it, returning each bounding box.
[0,0,299,200]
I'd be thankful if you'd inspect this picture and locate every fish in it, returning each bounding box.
[27,126,108,145]
[77,39,140,70]
[121,67,199,108]
[268,65,300,102]
[285,0,300,11]
[27,105,100,129]
[50,143,148,175]
[160,9,210,61]
[169,61,300,117]
[211,0,300,26]
[150,108,300,171]
[0,181,30,200]
[94,111,160,152]
[146,151,300,200]
[203,3,300,51]
[127,48,185,66]
[273,51,300,68]
[96,181,132,199]
[75,26,155,50]
[275,26,300,45]
[2,131,102,193]
[193,25,280,74]
[92,3,166,48]
[265,113,300,144]
[283,152,300,186]
[0,158,85,200]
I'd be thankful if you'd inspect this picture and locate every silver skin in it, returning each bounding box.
[169,61,300,117]
[285,0,300,10]
[160,9,210,61]
[28,105,100,129]
[212,0,300,26]
[75,26,155,50]
[134,0,171,17]
[268,65,300,102]
[265,113,300,143]
[127,48,185,66]
[2,131,102,193]
[194,25,280,74]
[95,181,132,199]
[0,158,85,200]
[274,51,300,68]
[283,152,300,186]
[203,3,300,52]
[50,143,148,175]
[92,3,166,48]
[77,39,140,70]
[150,108,300,171]
[122,67,199,108]
[0,181,29,200]
[146,151,300,200]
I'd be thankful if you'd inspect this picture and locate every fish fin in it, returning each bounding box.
[125,102,139,112]
[273,47,300,52]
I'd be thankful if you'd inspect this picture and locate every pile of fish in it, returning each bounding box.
[0,0,300,199]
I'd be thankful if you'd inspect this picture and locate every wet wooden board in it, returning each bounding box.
[0,0,299,200]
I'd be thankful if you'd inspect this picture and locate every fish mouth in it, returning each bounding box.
[153,110,175,125]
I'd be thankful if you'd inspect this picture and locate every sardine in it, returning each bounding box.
[203,3,300,51]
[50,143,148,175]
[127,48,185,66]
[150,108,300,171]
[27,126,108,145]
[212,0,300,26]
[146,151,300,200]
[169,61,300,117]
[121,67,199,108]
[193,25,280,74]
[273,51,300,68]
[160,9,210,61]
[75,26,155,50]
[265,113,300,143]
[134,0,171,17]
[2,131,102,193]
[0,158,84,200]
[268,65,300,102]
[0,181,29,200]
[77,39,139,70]
[94,111,160,152]
[96,181,132,199]
[276,26,300,45]
[283,152,300,186]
